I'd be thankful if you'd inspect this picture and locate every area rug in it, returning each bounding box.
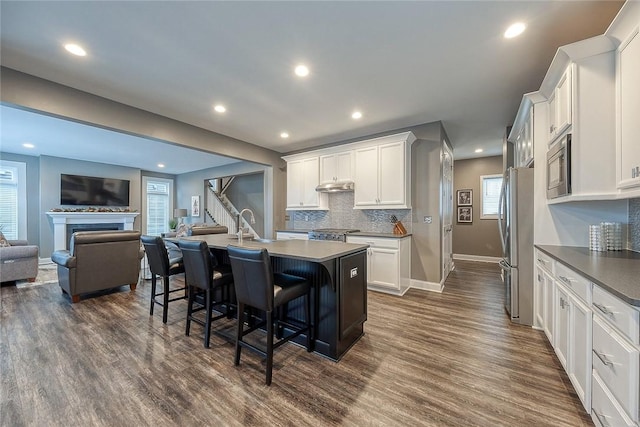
[15,263,58,289]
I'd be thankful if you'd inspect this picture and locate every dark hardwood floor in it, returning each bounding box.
[1,260,592,426]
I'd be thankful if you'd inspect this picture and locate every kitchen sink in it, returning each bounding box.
[252,238,275,243]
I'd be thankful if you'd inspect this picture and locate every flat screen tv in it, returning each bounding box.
[60,174,130,206]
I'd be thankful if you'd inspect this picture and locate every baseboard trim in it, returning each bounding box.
[453,254,501,263]
[410,279,444,293]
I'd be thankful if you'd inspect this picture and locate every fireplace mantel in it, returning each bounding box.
[47,211,139,251]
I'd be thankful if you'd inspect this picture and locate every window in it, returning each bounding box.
[0,161,27,239]
[480,174,503,219]
[142,177,173,236]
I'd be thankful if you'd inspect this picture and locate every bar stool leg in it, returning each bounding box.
[204,288,212,348]
[266,310,274,386]
[162,275,170,323]
[150,274,157,316]
[235,302,245,366]
[185,286,195,336]
[305,293,312,352]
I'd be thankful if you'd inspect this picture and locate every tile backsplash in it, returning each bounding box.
[630,198,640,252]
[290,192,412,234]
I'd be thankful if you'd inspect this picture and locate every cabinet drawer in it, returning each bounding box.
[593,285,640,345]
[346,236,400,249]
[592,315,639,422]
[535,250,554,273]
[592,371,635,427]
[555,262,591,305]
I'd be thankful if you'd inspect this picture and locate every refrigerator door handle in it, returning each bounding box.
[497,171,507,253]
[498,259,510,271]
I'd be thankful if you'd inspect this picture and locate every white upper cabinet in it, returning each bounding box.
[548,65,573,144]
[509,93,540,168]
[616,26,640,190]
[283,131,415,210]
[353,132,415,209]
[284,156,328,210]
[319,151,352,184]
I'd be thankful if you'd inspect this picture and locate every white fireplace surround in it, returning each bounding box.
[47,211,139,251]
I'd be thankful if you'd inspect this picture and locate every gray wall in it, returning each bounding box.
[39,156,142,257]
[1,67,287,233]
[0,152,40,245]
[630,198,640,252]
[452,156,503,258]
[225,172,265,237]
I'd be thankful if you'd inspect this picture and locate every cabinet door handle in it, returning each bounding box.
[593,349,614,367]
[593,302,614,317]
[592,409,611,427]
[537,258,547,264]
[558,275,573,285]
[559,297,567,309]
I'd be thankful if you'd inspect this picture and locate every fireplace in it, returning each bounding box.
[47,211,139,251]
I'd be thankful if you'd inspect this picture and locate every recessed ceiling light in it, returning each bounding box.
[214,105,226,113]
[475,148,484,153]
[280,132,289,139]
[22,143,35,148]
[157,163,165,168]
[351,111,363,120]
[64,43,87,56]
[294,64,309,77]
[504,22,526,39]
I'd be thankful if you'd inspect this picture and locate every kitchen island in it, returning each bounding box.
[177,234,369,361]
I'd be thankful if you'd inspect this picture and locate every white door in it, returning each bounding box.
[301,157,320,207]
[555,283,570,369]
[286,160,304,207]
[442,142,454,278]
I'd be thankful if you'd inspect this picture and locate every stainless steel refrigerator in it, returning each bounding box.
[498,167,534,326]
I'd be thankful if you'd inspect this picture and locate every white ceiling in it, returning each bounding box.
[0,1,624,171]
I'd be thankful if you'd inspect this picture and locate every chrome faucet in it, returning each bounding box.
[237,208,256,240]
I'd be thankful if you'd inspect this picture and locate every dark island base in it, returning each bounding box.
[214,248,368,361]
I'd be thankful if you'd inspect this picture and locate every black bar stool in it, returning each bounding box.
[179,240,234,348]
[141,235,187,323]
[227,245,312,386]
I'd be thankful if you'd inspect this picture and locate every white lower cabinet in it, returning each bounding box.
[345,235,411,295]
[537,249,592,412]
[568,293,592,410]
[592,292,640,424]
[554,282,571,370]
[592,370,636,427]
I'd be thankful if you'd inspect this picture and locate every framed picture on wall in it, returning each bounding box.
[457,206,473,223]
[191,196,200,217]
[457,189,472,206]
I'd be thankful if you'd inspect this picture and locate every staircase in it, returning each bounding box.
[205,181,260,238]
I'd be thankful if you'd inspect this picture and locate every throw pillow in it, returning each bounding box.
[0,231,10,247]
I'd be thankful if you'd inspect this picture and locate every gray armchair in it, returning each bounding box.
[51,230,143,303]
[0,240,39,283]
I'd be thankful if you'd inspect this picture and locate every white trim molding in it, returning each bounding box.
[453,253,501,263]
[47,211,139,251]
[410,279,444,293]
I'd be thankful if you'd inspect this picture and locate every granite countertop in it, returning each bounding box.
[175,234,368,263]
[349,232,412,238]
[536,245,640,306]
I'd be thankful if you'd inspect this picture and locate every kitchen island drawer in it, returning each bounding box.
[592,315,639,422]
[592,371,635,427]
[555,262,591,304]
[593,284,640,345]
[346,236,400,249]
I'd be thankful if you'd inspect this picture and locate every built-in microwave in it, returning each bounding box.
[546,134,571,199]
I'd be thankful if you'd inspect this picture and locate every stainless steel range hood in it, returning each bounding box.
[315,181,354,192]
